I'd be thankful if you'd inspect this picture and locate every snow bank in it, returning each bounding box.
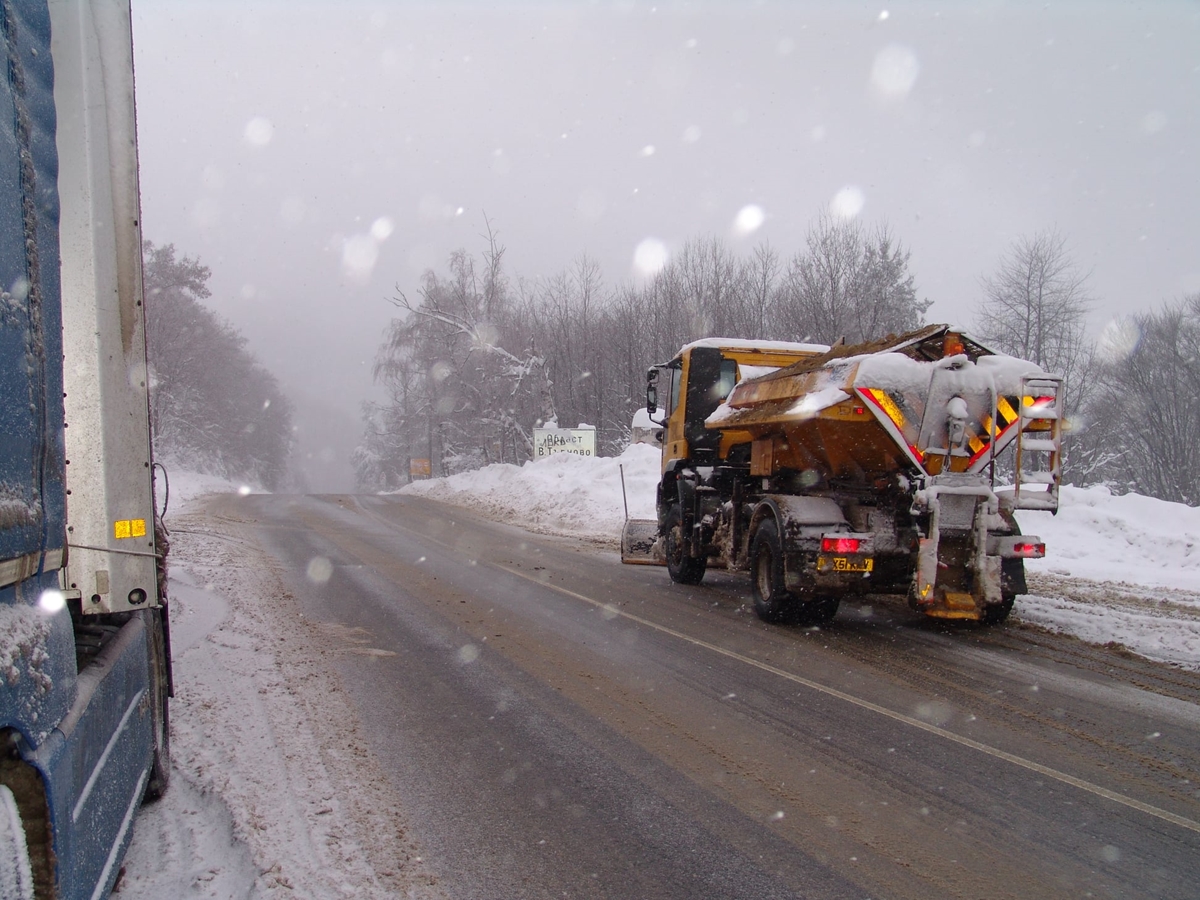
[1020,484,1200,594]
[399,442,661,542]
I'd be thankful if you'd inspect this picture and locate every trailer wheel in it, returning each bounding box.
[750,519,797,623]
[143,608,171,801]
[665,505,706,585]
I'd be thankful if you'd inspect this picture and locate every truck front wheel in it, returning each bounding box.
[665,505,706,585]
[750,519,797,623]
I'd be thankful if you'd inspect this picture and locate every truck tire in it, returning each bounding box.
[665,505,706,585]
[798,596,840,627]
[143,608,171,801]
[982,596,1015,625]
[750,519,798,623]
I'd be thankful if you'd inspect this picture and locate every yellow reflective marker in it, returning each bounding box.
[113,519,147,540]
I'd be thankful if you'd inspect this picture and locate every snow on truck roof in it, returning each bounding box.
[678,337,831,355]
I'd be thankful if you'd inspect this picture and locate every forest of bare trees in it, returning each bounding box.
[354,216,928,487]
[358,218,1200,507]
[143,242,295,490]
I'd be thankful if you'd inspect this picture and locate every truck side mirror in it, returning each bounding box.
[646,381,658,413]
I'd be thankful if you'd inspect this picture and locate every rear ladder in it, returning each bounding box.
[1001,374,1063,512]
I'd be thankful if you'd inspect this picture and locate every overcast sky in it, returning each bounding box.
[129,0,1200,490]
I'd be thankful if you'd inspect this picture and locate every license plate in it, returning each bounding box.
[832,556,873,572]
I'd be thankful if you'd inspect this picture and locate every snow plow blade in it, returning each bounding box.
[621,518,664,565]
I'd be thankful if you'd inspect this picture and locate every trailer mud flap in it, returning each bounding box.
[620,519,664,565]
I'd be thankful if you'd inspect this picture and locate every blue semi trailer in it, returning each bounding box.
[1,1,171,897]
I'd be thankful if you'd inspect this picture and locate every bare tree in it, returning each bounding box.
[774,214,926,344]
[1093,295,1200,504]
[974,230,1098,482]
[975,230,1093,405]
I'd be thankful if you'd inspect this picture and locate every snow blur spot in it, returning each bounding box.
[201,165,224,191]
[685,37,698,49]
[870,43,920,99]
[416,556,426,563]
[306,557,333,584]
[968,130,986,148]
[457,644,480,664]
[262,399,271,410]
[38,589,65,614]
[878,9,890,21]
[601,604,619,620]
[1147,731,1161,739]
[1141,110,1167,135]
[341,234,379,285]
[474,322,500,348]
[682,125,702,143]
[634,238,668,276]
[777,37,795,56]
[279,196,306,227]
[1101,845,1121,863]
[8,276,29,301]
[240,284,257,300]
[733,204,765,237]
[641,145,656,157]
[830,185,865,219]
[190,196,220,229]
[1097,318,1141,362]
[914,701,953,726]
[237,485,252,496]
[491,148,511,176]
[770,811,785,821]
[370,217,394,241]
[127,361,148,390]
[419,194,458,221]
[576,190,604,222]
[810,125,827,143]
[243,116,274,147]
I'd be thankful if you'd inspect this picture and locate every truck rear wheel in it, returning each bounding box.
[665,505,706,585]
[982,596,1015,625]
[750,519,798,623]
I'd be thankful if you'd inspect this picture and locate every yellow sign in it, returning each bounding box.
[410,458,432,478]
[114,519,147,539]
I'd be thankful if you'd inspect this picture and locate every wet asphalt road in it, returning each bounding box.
[212,492,1200,900]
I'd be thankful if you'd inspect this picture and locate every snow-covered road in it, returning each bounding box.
[112,482,445,899]
[112,454,1200,896]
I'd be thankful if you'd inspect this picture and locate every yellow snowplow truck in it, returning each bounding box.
[622,325,1061,625]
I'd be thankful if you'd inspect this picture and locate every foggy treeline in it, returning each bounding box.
[358,219,1200,507]
[143,241,295,490]
[354,214,928,486]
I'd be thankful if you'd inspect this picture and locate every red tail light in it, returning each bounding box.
[1013,542,1046,558]
[822,536,862,554]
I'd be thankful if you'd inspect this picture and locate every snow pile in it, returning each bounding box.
[1020,484,1200,592]
[401,449,1200,670]
[1016,485,1200,669]
[400,442,661,542]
